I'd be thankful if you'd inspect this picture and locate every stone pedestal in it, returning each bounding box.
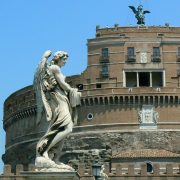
[20,171,79,180]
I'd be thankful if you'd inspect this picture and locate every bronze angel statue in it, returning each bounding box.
[33,50,81,171]
[129,5,150,25]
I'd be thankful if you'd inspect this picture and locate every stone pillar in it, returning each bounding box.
[115,164,122,176]
[166,164,173,176]
[123,70,126,87]
[3,164,13,176]
[163,70,166,87]
[153,164,160,176]
[137,72,139,87]
[78,164,85,176]
[128,164,134,176]
[141,164,147,176]
[16,164,24,175]
[28,164,36,171]
[150,72,152,87]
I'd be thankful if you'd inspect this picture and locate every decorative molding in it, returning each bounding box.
[4,106,37,130]
[138,105,159,125]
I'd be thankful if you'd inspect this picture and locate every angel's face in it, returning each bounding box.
[57,57,67,67]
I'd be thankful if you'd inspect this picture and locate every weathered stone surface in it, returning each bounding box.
[20,171,79,180]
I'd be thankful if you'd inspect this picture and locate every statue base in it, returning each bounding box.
[35,156,74,171]
[20,171,79,180]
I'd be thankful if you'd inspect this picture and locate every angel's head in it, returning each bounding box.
[137,5,143,11]
[51,51,69,67]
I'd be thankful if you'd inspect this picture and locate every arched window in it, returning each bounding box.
[146,162,153,173]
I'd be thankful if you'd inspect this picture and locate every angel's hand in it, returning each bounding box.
[43,50,52,58]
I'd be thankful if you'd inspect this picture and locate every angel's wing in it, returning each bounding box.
[129,6,137,14]
[143,10,150,14]
[33,50,52,124]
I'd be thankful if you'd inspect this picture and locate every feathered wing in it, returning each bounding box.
[129,6,137,14]
[33,51,52,124]
[143,10,150,14]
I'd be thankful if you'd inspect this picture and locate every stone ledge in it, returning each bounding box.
[20,171,79,180]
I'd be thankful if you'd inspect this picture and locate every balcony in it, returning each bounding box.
[81,87,180,97]
[151,55,161,62]
[126,55,136,63]
[100,56,109,63]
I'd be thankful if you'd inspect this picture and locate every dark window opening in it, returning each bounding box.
[110,97,113,104]
[100,97,103,105]
[177,47,180,61]
[153,47,160,56]
[120,96,123,104]
[104,97,108,104]
[135,96,138,104]
[76,84,83,91]
[125,96,129,104]
[178,47,180,56]
[128,47,135,56]
[126,72,137,87]
[146,162,153,173]
[127,47,136,62]
[96,83,102,88]
[114,96,118,104]
[139,72,150,87]
[150,96,153,104]
[102,64,108,72]
[102,48,109,57]
[152,47,161,62]
[101,64,109,78]
[152,72,163,87]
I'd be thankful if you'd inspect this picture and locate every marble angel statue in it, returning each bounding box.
[33,50,81,171]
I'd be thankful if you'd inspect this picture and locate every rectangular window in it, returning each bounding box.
[139,72,150,87]
[152,72,163,87]
[101,64,109,78]
[76,84,83,91]
[128,47,135,56]
[153,47,160,57]
[96,83,102,88]
[102,64,108,73]
[178,47,180,56]
[126,72,137,87]
[125,71,164,88]
[102,48,109,57]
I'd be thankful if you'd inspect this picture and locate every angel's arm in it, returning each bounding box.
[52,65,72,92]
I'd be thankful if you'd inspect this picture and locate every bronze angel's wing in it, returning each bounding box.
[33,50,52,124]
[129,6,137,14]
[144,10,150,14]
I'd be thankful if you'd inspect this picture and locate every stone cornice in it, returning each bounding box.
[3,106,37,130]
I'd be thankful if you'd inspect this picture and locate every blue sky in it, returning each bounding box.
[0,0,180,173]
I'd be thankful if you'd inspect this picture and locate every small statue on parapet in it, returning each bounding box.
[100,165,109,180]
[34,50,81,172]
[129,5,150,25]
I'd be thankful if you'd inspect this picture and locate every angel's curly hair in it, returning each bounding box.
[51,51,69,65]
